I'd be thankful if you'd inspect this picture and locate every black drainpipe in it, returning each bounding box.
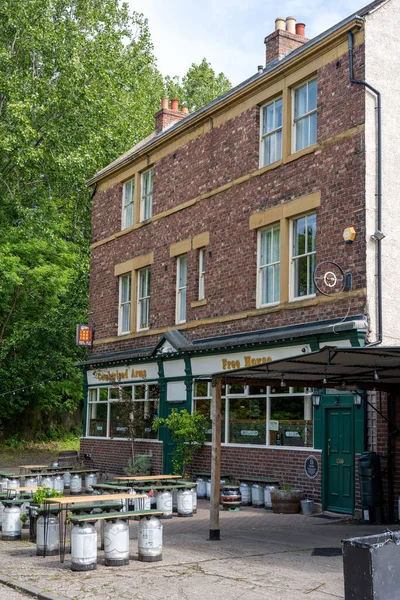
[348,32,382,347]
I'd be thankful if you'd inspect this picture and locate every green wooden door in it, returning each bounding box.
[162,401,186,474]
[325,407,354,514]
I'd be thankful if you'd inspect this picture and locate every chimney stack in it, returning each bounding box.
[155,98,188,133]
[264,16,308,66]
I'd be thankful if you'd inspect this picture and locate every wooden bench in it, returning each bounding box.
[69,509,163,524]
[235,475,280,485]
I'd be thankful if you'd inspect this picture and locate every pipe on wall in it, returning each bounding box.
[348,31,382,347]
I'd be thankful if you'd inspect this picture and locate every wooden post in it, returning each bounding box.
[210,376,221,540]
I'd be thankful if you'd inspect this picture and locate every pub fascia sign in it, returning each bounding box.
[94,367,147,382]
[221,355,272,370]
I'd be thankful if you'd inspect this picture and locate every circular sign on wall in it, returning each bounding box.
[304,455,319,479]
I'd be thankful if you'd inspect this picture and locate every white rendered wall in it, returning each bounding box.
[365,0,400,345]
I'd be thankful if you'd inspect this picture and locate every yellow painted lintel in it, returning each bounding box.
[93,287,366,346]
[114,252,154,276]
[192,232,210,249]
[92,124,364,251]
[250,192,321,230]
[170,238,191,257]
[90,22,364,191]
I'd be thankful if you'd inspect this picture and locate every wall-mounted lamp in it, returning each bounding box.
[312,391,321,408]
[353,392,363,408]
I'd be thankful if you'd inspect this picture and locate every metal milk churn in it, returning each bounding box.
[156,490,173,519]
[177,488,193,517]
[206,479,211,500]
[63,471,71,489]
[196,477,207,498]
[191,487,197,514]
[70,474,82,494]
[41,476,54,491]
[104,518,130,566]
[264,485,276,510]
[239,482,252,506]
[251,483,264,508]
[53,475,64,494]
[138,516,163,562]
[26,476,38,489]
[85,473,97,492]
[71,522,97,571]
[2,505,22,540]
[36,515,59,556]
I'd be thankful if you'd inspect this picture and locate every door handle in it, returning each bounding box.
[328,439,331,456]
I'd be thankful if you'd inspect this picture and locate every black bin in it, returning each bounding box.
[343,532,400,600]
[358,451,383,524]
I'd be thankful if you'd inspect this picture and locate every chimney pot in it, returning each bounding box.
[171,98,179,111]
[275,17,285,31]
[257,65,264,74]
[181,106,189,115]
[161,98,168,110]
[296,23,306,36]
[286,16,296,34]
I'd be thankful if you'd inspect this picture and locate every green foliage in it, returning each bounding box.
[32,486,62,504]
[0,0,163,428]
[124,454,152,476]
[165,58,231,113]
[20,513,28,524]
[153,409,208,476]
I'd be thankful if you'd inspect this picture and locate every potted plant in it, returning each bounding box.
[271,484,303,514]
[152,409,208,477]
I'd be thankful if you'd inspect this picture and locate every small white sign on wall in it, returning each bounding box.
[167,381,187,403]
[269,420,279,431]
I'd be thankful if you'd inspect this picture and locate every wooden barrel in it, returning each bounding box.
[271,490,302,514]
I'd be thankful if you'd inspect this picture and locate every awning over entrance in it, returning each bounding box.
[214,346,400,391]
[208,346,400,540]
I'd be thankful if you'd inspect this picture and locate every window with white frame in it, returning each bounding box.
[258,224,280,306]
[176,254,187,324]
[87,384,159,439]
[122,179,134,229]
[119,273,131,334]
[260,97,283,167]
[192,381,313,448]
[140,169,154,221]
[293,78,317,152]
[137,267,150,331]
[198,248,206,300]
[291,212,317,299]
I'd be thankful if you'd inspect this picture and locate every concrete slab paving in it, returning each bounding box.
[0,501,393,600]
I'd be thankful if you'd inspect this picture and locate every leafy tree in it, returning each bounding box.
[153,409,208,476]
[165,58,231,113]
[0,0,164,434]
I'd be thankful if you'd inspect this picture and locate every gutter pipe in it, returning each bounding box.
[348,31,382,346]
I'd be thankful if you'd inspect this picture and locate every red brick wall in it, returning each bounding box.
[80,438,163,474]
[264,29,307,64]
[88,45,366,353]
[191,445,322,501]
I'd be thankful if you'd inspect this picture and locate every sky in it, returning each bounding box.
[129,0,368,86]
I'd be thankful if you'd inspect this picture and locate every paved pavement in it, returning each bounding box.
[0,501,392,600]
[0,584,30,599]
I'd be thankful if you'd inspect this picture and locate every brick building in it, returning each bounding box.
[80,0,400,515]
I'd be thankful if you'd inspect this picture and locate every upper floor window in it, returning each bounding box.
[293,78,317,152]
[122,179,134,229]
[291,212,316,299]
[260,98,282,167]
[137,267,150,331]
[119,273,131,334]
[176,254,187,324]
[141,169,154,221]
[198,248,206,301]
[258,224,280,307]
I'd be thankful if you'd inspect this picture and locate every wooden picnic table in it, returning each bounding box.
[115,474,182,482]
[19,465,48,472]
[6,486,37,492]
[46,493,148,562]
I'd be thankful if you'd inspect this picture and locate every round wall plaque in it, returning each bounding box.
[304,455,319,479]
